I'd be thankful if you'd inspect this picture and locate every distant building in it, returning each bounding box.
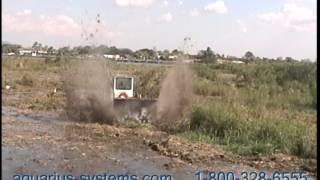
[38,50,48,55]
[50,50,58,55]
[168,55,178,60]
[231,60,245,64]
[19,49,32,56]
[103,54,121,60]
[217,59,229,64]
[7,52,15,56]
[19,49,48,57]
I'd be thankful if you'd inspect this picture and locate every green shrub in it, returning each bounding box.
[133,68,165,99]
[194,80,227,97]
[188,105,316,158]
[190,106,241,138]
[192,64,217,81]
[310,81,317,108]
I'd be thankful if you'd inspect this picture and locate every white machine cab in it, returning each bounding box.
[113,76,134,99]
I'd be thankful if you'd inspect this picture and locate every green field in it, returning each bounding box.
[2,57,317,159]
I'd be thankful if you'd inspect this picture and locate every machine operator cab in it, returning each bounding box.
[113,76,134,99]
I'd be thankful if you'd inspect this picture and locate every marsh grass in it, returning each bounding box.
[2,57,316,158]
[187,62,317,158]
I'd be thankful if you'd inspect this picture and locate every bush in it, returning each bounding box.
[134,68,164,99]
[192,64,217,81]
[188,105,316,157]
[209,63,316,89]
[190,106,241,138]
[194,80,227,97]
[310,81,317,109]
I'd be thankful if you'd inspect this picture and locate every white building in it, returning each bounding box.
[217,59,229,64]
[231,60,245,64]
[19,50,32,56]
[104,54,121,60]
[38,50,48,55]
[168,55,178,60]
[19,49,48,56]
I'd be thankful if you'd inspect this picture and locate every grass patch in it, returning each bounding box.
[185,105,316,158]
[16,73,35,87]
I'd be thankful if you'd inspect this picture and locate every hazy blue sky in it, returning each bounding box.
[2,0,317,59]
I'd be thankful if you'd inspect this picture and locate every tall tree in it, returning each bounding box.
[244,51,254,59]
[108,46,119,55]
[38,43,42,51]
[285,57,296,63]
[118,48,133,57]
[198,47,216,63]
[47,46,54,54]
[2,43,21,54]
[134,48,156,59]
[32,41,38,49]
[43,45,48,51]
[78,46,91,55]
[58,46,71,56]
[276,57,283,61]
[244,51,255,63]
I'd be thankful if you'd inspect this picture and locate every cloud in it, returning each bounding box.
[40,14,46,20]
[259,3,316,32]
[190,9,200,17]
[159,12,173,22]
[204,0,227,14]
[162,0,168,7]
[144,17,151,23]
[236,19,247,33]
[17,9,32,16]
[3,13,120,42]
[115,0,156,7]
[285,0,316,3]
[3,14,79,37]
[241,27,247,33]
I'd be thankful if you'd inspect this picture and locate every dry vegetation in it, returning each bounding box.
[2,56,317,160]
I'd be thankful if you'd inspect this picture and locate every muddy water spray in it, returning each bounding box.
[63,13,116,124]
[64,60,115,124]
[155,58,194,129]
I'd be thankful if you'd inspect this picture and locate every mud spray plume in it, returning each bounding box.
[155,56,194,131]
[63,60,115,124]
[63,12,116,124]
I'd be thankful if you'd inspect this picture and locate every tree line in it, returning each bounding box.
[2,41,313,63]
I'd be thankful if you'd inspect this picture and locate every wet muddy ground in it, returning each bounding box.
[2,93,317,180]
[2,90,316,179]
[2,106,197,179]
